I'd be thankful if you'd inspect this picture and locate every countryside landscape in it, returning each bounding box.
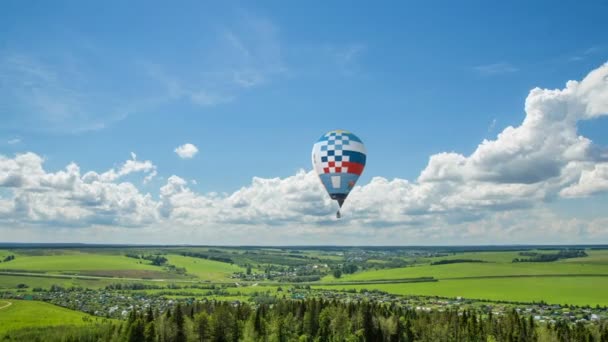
[2,0,608,341]
[1,244,608,340]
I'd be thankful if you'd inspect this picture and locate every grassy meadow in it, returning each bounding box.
[0,300,108,335]
[0,246,607,307]
[165,254,244,281]
[316,276,608,306]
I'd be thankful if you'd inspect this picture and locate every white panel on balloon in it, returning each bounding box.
[331,176,341,189]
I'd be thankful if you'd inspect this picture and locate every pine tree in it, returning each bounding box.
[174,303,186,342]
[127,318,145,342]
[195,311,210,342]
[144,321,156,342]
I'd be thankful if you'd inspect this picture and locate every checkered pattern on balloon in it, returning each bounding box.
[311,130,366,206]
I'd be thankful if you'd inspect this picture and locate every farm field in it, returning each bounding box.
[0,252,162,272]
[325,250,608,282]
[1,246,607,307]
[324,262,608,282]
[165,254,245,281]
[0,300,108,335]
[0,250,209,279]
[0,274,108,290]
[315,276,608,306]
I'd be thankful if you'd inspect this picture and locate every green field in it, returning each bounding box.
[0,250,12,259]
[0,300,108,335]
[560,250,608,265]
[0,275,105,290]
[165,254,245,281]
[316,276,608,306]
[325,262,608,282]
[0,252,159,272]
[427,251,530,263]
[326,250,608,282]
[0,251,201,279]
[1,247,607,307]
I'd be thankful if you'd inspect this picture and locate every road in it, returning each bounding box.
[0,301,12,310]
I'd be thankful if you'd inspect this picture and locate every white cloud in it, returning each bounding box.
[420,62,608,189]
[82,153,157,183]
[560,163,608,197]
[7,138,21,145]
[0,152,158,227]
[1,62,608,244]
[174,143,199,159]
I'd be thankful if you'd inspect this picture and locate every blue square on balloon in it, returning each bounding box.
[335,145,342,150]
[321,145,327,151]
[321,156,328,162]
[327,150,335,156]
[335,156,342,161]
[328,140,335,145]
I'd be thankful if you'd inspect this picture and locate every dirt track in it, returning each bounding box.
[0,301,12,310]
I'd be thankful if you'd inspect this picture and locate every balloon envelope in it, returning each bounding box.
[311,130,366,208]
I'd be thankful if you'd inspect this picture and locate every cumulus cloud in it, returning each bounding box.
[1,62,608,244]
[560,163,608,197]
[174,143,199,159]
[0,152,158,227]
[420,62,608,189]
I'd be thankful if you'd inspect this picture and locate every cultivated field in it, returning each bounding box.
[1,246,607,307]
[317,276,608,306]
[316,249,608,305]
[0,300,107,335]
[165,254,244,281]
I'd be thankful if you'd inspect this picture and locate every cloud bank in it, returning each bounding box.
[1,62,608,244]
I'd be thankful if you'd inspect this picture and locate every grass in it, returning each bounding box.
[325,262,608,282]
[315,276,608,306]
[559,250,608,265]
[0,252,161,273]
[165,254,245,281]
[0,275,106,290]
[0,300,108,335]
[0,250,13,259]
[0,274,181,290]
[427,251,527,263]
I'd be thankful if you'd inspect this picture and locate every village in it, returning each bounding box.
[2,284,606,326]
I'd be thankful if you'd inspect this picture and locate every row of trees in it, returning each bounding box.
[513,250,588,263]
[125,253,169,266]
[4,299,608,341]
[1,254,15,262]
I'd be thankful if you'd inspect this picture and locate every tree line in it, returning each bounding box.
[3,298,608,341]
[513,250,588,263]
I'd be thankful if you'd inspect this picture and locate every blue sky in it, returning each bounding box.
[1,1,607,244]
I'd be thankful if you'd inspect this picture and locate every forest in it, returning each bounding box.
[3,298,608,342]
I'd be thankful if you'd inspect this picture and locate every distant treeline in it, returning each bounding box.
[125,253,168,266]
[513,250,588,263]
[431,259,486,265]
[0,255,15,262]
[276,275,321,283]
[178,252,234,264]
[3,298,608,341]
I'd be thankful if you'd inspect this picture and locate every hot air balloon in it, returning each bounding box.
[311,130,366,218]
